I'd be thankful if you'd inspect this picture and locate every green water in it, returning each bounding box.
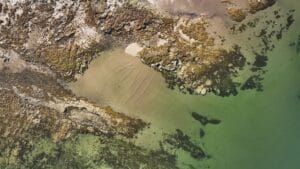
[69,1,300,168]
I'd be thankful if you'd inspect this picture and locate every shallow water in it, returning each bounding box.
[69,0,300,168]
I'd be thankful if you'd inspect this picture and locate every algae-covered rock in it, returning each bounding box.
[227,7,247,22]
[164,129,206,160]
[248,0,276,14]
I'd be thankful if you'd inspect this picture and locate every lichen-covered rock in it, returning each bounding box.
[0,0,108,81]
[100,3,175,42]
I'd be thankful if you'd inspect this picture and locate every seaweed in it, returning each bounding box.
[191,112,222,126]
[199,128,205,138]
[164,129,206,160]
[253,53,268,68]
[241,75,264,91]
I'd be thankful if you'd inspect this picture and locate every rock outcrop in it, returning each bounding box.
[227,7,247,22]
[248,0,276,14]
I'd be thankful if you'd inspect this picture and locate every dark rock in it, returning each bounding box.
[253,53,268,68]
[289,42,295,47]
[192,112,222,126]
[286,15,294,29]
[191,112,208,126]
[199,128,205,138]
[241,75,263,91]
[164,129,206,160]
[207,119,221,125]
[297,35,300,53]
[256,29,267,37]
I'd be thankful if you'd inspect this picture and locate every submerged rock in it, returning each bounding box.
[164,129,206,160]
[2,132,179,169]
[297,35,300,53]
[207,119,222,125]
[286,15,295,29]
[241,75,264,91]
[191,112,209,126]
[199,128,205,138]
[191,112,222,126]
[253,53,268,68]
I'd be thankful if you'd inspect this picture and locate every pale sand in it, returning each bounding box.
[125,43,144,57]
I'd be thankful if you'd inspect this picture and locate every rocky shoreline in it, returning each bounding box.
[0,0,294,97]
[137,0,294,96]
[0,0,296,168]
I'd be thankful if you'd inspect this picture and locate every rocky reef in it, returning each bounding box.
[163,129,206,160]
[0,49,186,168]
[136,0,293,96]
[0,0,295,98]
[191,112,221,126]
[0,1,200,168]
[0,0,296,168]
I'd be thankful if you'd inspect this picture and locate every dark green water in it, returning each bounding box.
[69,0,300,168]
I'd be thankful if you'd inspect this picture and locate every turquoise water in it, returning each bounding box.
[69,0,300,168]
